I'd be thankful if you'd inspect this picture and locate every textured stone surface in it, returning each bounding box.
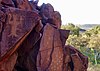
[64,45,88,71]
[40,3,54,20]
[1,0,15,7]
[37,24,59,71]
[40,3,62,28]
[0,0,88,71]
[0,52,18,71]
[37,24,88,71]
[0,8,40,57]
[15,0,32,10]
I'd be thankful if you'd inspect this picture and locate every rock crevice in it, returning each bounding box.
[0,0,88,71]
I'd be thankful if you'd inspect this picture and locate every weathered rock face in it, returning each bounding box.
[1,0,15,7]
[0,8,40,57]
[37,24,64,71]
[0,0,88,71]
[63,45,88,71]
[40,3,54,19]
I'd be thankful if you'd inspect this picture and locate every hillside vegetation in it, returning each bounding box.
[61,23,100,71]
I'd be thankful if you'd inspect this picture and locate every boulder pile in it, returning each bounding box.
[0,0,88,71]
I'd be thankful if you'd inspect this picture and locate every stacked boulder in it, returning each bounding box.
[0,0,88,71]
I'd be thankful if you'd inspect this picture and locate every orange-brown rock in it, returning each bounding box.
[37,24,88,71]
[0,0,88,71]
[63,45,88,71]
[37,23,64,71]
[0,6,41,71]
[15,0,32,10]
[40,3,62,28]
[1,0,15,7]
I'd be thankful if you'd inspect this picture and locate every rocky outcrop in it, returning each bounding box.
[0,0,88,71]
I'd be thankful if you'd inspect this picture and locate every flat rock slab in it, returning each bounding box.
[0,7,40,58]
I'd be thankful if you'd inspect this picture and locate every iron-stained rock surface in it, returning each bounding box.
[0,0,88,71]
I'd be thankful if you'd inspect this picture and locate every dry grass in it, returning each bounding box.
[87,63,100,71]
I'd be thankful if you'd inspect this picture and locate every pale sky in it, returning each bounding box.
[37,0,100,25]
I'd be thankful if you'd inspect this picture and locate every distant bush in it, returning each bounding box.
[61,24,100,70]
